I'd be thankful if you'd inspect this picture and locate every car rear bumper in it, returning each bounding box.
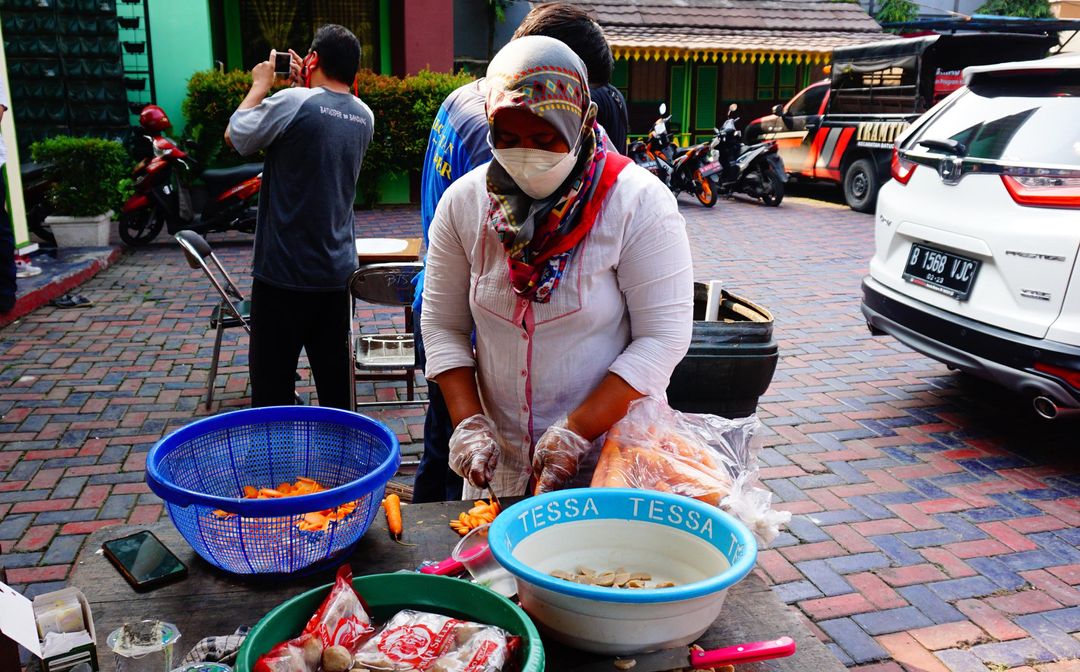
[861,276,1080,408]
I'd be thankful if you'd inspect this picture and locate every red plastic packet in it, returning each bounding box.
[301,565,374,651]
[254,566,374,672]
[354,610,515,672]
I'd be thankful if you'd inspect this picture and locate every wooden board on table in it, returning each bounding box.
[72,502,843,672]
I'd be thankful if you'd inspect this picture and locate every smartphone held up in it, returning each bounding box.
[274,51,292,78]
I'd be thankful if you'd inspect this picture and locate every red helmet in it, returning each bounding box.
[138,105,171,133]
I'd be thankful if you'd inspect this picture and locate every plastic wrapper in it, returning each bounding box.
[254,566,374,672]
[353,610,517,672]
[449,414,502,488]
[532,416,593,494]
[591,397,790,546]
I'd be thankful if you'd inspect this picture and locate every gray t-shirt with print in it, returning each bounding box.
[228,86,373,291]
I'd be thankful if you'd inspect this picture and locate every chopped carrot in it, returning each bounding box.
[383,494,403,541]
[449,497,500,536]
[210,477,359,532]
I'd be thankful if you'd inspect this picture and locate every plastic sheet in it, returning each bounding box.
[591,397,790,546]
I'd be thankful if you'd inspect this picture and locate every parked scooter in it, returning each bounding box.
[118,105,263,246]
[21,162,57,247]
[709,103,786,207]
[628,103,721,207]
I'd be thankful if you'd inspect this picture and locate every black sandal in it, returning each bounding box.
[51,293,93,308]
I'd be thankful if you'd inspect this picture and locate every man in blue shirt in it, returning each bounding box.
[411,4,622,502]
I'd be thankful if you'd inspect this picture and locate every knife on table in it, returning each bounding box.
[566,636,796,672]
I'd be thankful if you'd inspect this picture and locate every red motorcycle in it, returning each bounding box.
[119,105,263,246]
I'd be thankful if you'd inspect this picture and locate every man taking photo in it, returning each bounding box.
[226,24,373,410]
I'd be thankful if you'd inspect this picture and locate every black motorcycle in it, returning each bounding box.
[710,104,786,207]
[628,103,722,207]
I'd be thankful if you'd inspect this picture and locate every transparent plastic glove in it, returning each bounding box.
[449,414,502,489]
[532,416,593,494]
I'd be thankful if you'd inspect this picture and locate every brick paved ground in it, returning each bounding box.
[1,194,1078,671]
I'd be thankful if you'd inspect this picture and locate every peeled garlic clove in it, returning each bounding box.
[654,581,676,588]
[550,570,575,581]
[628,572,651,581]
[593,571,616,587]
[613,572,631,587]
[576,566,596,577]
[626,579,647,589]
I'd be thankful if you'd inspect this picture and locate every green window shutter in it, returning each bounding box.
[695,65,717,131]
[756,62,775,100]
[778,62,796,99]
[612,59,629,90]
[669,63,687,135]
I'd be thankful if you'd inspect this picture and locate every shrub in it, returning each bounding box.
[30,136,129,217]
[182,67,475,205]
[182,68,287,167]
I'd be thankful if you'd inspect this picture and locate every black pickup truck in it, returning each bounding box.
[747,33,1054,212]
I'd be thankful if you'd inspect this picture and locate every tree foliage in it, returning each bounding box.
[876,0,919,27]
[976,0,1053,18]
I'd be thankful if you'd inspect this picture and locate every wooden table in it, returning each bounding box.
[71,503,843,672]
[356,237,422,265]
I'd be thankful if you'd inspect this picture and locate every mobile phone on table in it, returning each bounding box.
[274,52,292,77]
[102,530,187,592]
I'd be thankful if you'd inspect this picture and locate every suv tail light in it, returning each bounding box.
[891,147,916,185]
[1001,174,1080,209]
[1035,362,1080,391]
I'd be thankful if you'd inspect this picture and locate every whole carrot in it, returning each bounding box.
[383,493,403,540]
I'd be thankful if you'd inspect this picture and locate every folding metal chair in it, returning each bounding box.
[175,231,251,409]
[347,262,426,409]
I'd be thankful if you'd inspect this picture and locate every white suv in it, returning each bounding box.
[861,54,1080,419]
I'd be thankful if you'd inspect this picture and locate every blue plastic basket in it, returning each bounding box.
[146,406,400,575]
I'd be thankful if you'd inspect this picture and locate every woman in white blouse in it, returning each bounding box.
[421,36,693,500]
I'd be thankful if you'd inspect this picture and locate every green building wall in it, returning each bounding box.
[148,0,214,135]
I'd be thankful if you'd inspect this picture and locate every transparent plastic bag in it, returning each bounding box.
[591,397,789,546]
[353,609,518,672]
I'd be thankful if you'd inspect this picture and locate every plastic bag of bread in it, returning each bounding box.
[591,397,789,545]
[254,566,375,672]
[352,609,518,671]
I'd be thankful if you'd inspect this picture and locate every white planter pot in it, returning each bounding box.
[45,210,113,248]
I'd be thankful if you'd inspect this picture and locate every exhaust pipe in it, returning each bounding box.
[1032,395,1080,420]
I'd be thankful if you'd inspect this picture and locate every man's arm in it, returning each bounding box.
[224,50,284,150]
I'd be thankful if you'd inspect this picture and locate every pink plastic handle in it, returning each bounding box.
[690,636,797,667]
[418,556,464,575]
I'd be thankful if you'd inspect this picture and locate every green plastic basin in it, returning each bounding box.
[236,573,544,672]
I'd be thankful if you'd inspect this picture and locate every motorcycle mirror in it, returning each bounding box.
[728,103,738,114]
[659,102,667,115]
[771,104,784,116]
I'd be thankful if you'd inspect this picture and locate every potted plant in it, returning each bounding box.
[31,136,129,249]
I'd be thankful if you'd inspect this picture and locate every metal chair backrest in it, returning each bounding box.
[175,230,249,332]
[347,262,424,307]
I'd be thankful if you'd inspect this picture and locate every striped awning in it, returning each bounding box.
[606,26,895,64]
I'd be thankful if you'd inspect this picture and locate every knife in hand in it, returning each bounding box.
[567,636,796,672]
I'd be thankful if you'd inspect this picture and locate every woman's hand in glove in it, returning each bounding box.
[448,414,502,489]
[532,417,593,494]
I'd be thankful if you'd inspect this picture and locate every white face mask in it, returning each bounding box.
[491,146,579,199]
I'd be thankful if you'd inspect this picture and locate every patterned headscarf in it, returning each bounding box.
[485,35,607,304]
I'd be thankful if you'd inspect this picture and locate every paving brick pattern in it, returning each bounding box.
[1,196,1078,670]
